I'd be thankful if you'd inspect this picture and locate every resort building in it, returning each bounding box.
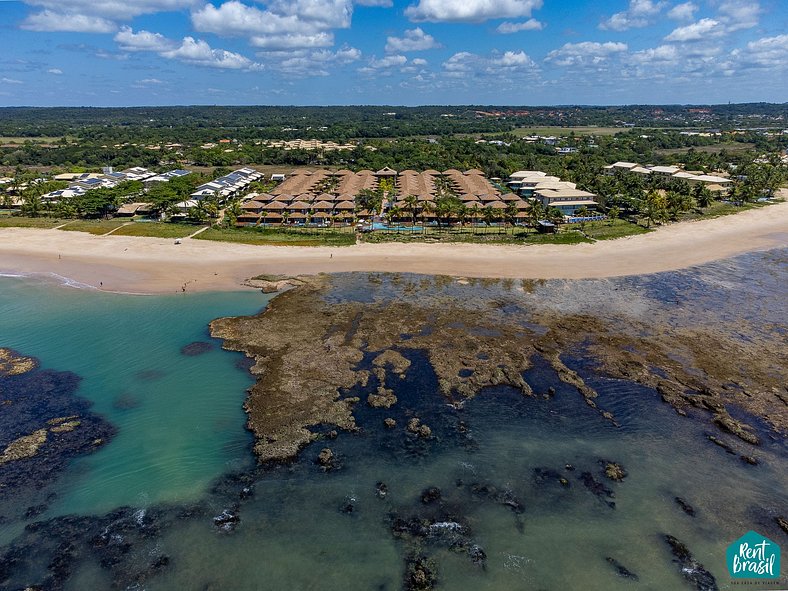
[189,168,263,201]
[602,161,732,189]
[235,168,527,227]
[41,167,190,205]
[507,170,598,217]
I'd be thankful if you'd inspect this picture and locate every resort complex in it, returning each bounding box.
[233,167,540,227]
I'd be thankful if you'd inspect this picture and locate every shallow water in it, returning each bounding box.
[1,251,786,590]
[0,277,270,532]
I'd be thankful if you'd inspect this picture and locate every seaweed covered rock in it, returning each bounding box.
[664,534,718,591]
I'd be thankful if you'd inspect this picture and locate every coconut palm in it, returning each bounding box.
[404,194,419,227]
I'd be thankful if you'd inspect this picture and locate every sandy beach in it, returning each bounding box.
[1,201,786,294]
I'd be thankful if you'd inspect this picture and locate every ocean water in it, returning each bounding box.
[0,276,271,528]
[0,253,786,591]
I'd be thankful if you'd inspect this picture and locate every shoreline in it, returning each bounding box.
[0,201,786,295]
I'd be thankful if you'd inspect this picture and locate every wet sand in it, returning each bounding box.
[0,201,786,294]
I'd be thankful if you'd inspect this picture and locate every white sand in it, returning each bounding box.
[1,201,786,294]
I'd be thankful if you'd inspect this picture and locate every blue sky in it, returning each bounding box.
[1,0,786,106]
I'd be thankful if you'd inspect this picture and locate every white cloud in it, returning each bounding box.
[665,18,723,41]
[405,0,543,23]
[496,19,544,34]
[667,1,697,21]
[385,28,440,53]
[113,27,262,71]
[411,58,428,66]
[115,26,177,52]
[21,10,117,33]
[630,44,679,65]
[162,37,263,70]
[355,0,392,5]
[191,0,355,50]
[717,0,760,32]
[731,34,788,68]
[442,50,538,79]
[276,46,361,76]
[252,33,335,49]
[137,78,164,84]
[20,0,199,32]
[22,0,199,21]
[1,77,24,85]
[47,68,63,75]
[545,41,628,67]
[600,0,666,31]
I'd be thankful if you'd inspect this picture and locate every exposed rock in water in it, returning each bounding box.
[675,497,696,517]
[776,516,788,536]
[0,429,47,465]
[368,387,397,409]
[407,418,431,439]
[317,447,334,470]
[213,508,240,533]
[602,461,627,481]
[244,275,307,293]
[209,273,786,464]
[0,348,37,376]
[373,349,411,377]
[405,554,436,591]
[664,534,718,591]
[180,341,214,356]
[468,545,487,569]
[606,556,639,581]
[384,418,397,429]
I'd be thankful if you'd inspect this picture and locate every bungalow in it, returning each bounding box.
[602,162,639,176]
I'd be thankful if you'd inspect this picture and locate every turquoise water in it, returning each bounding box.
[0,252,786,590]
[0,276,270,527]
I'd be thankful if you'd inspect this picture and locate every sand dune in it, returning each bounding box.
[1,201,786,294]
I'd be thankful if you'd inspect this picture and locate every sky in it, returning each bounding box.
[0,0,786,106]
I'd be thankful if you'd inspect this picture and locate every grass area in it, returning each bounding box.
[656,142,755,155]
[675,199,775,221]
[0,215,65,228]
[511,126,624,137]
[361,226,592,245]
[58,219,128,235]
[111,222,202,239]
[195,226,357,246]
[579,219,653,240]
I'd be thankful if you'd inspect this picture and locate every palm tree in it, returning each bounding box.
[693,184,713,209]
[404,194,419,227]
[420,201,434,233]
[504,202,518,234]
[282,210,291,226]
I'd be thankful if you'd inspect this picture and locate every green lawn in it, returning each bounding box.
[195,226,356,246]
[58,219,128,235]
[0,216,65,228]
[361,226,592,245]
[111,222,202,238]
[579,219,653,240]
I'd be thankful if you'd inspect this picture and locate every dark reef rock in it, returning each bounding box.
[664,534,718,591]
[579,472,616,509]
[375,482,389,499]
[213,508,240,533]
[421,487,441,505]
[180,341,214,356]
[675,497,696,517]
[317,448,335,470]
[0,354,115,509]
[776,516,788,536]
[606,556,639,581]
[405,554,436,591]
